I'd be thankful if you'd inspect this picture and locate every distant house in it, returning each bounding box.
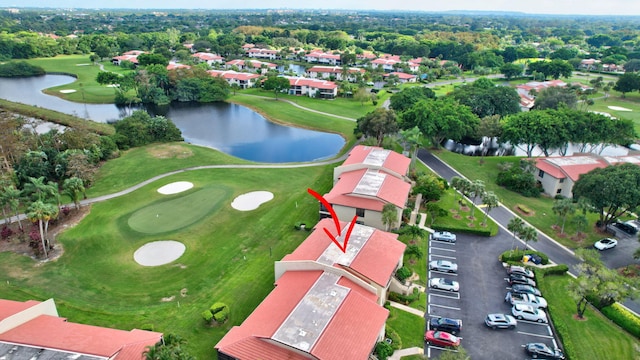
[215,270,388,360]
[208,70,260,89]
[246,48,279,60]
[192,52,225,65]
[0,298,162,360]
[111,50,146,66]
[516,80,567,110]
[225,59,276,74]
[284,77,338,99]
[277,219,406,305]
[534,154,640,197]
[304,51,342,65]
[306,65,365,82]
[371,57,402,72]
[384,71,417,83]
[166,62,190,70]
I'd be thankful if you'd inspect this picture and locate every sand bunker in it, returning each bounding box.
[157,181,194,195]
[134,240,186,266]
[231,191,274,211]
[608,106,632,111]
[59,89,76,94]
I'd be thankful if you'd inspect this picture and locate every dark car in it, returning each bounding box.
[509,274,537,287]
[524,342,565,359]
[612,221,638,235]
[429,316,462,335]
[511,284,542,297]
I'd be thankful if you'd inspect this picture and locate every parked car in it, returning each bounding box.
[429,260,458,273]
[511,284,542,297]
[484,313,517,329]
[612,221,638,235]
[509,274,537,287]
[594,238,618,250]
[512,304,548,323]
[424,330,460,348]
[523,343,565,359]
[507,265,535,279]
[505,292,548,309]
[429,316,462,335]
[429,278,460,292]
[430,231,457,243]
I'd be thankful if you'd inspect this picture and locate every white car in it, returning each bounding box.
[430,278,460,292]
[430,231,457,243]
[594,238,617,250]
[484,313,517,329]
[505,292,548,309]
[429,260,458,273]
[507,265,534,279]
[511,304,547,323]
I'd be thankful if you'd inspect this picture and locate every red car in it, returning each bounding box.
[424,330,461,348]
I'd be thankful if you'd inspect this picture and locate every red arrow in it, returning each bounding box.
[308,188,358,253]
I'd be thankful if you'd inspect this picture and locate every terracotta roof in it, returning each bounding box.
[283,219,404,287]
[535,155,608,181]
[535,158,566,179]
[208,70,260,81]
[0,299,41,320]
[307,66,364,74]
[341,145,410,177]
[248,48,278,54]
[287,77,338,90]
[225,59,276,68]
[0,315,161,359]
[385,72,416,80]
[326,169,411,211]
[166,63,190,70]
[192,52,224,61]
[372,58,401,65]
[215,271,387,360]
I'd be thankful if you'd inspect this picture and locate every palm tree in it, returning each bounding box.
[399,126,423,170]
[3,185,24,231]
[552,198,576,234]
[507,217,524,251]
[520,226,539,250]
[27,200,49,258]
[381,203,398,231]
[450,176,462,202]
[405,225,426,244]
[63,177,85,210]
[481,191,499,226]
[468,180,485,219]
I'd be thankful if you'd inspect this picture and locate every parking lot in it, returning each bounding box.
[425,231,562,359]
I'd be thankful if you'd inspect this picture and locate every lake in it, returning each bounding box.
[0,75,345,163]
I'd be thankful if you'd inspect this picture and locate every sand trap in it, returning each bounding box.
[134,240,186,266]
[157,181,194,195]
[76,63,91,66]
[608,106,633,111]
[106,84,120,87]
[59,89,76,94]
[231,191,274,211]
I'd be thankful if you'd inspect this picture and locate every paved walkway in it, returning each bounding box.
[236,93,357,121]
[389,347,424,360]
[388,301,425,317]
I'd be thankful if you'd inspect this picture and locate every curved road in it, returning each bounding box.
[417,148,640,315]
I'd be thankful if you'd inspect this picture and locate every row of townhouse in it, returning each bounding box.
[0,298,162,359]
[215,146,412,360]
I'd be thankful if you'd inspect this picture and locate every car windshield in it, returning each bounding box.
[442,279,453,285]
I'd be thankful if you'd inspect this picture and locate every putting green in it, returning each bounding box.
[128,186,231,234]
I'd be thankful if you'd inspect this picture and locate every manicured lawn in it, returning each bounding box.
[538,274,640,360]
[24,55,119,103]
[0,160,335,359]
[387,307,426,349]
[433,151,604,248]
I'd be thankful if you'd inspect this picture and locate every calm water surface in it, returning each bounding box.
[0,75,344,162]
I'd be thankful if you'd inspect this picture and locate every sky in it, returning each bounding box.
[1,0,640,16]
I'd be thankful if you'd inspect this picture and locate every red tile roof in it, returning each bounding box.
[326,169,411,211]
[225,59,276,68]
[208,70,260,81]
[287,77,338,90]
[307,66,364,74]
[192,52,224,61]
[371,58,401,65]
[0,315,161,359]
[385,72,417,80]
[535,156,609,181]
[215,271,387,360]
[341,145,411,177]
[283,219,404,287]
[166,63,190,70]
[0,299,42,320]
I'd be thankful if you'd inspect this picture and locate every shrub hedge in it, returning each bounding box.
[499,249,549,265]
[600,303,640,338]
[431,224,492,237]
[539,264,569,276]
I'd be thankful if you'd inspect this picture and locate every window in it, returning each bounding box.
[559,178,565,183]
[538,170,545,178]
[356,208,365,217]
[556,189,562,194]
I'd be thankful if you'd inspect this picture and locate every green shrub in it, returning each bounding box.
[601,303,640,338]
[202,310,214,323]
[549,319,576,359]
[385,326,402,350]
[540,264,569,276]
[431,224,492,237]
[210,302,230,323]
[496,164,541,197]
[388,288,420,305]
[375,341,394,360]
[499,249,549,265]
[0,61,45,77]
[395,266,412,281]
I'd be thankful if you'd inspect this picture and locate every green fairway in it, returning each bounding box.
[128,186,232,234]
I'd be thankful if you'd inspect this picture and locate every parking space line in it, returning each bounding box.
[514,319,549,326]
[516,331,554,339]
[428,345,459,352]
[429,254,457,260]
[430,292,460,300]
[430,247,457,253]
[429,303,461,311]
[429,240,456,246]
[429,270,458,276]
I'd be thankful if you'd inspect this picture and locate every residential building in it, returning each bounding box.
[246,48,279,60]
[208,70,261,89]
[285,77,338,99]
[111,50,146,66]
[304,51,342,66]
[306,66,365,82]
[166,62,191,70]
[0,298,162,360]
[225,59,277,74]
[333,145,411,183]
[534,154,640,197]
[192,52,225,65]
[277,219,406,304]
[384,71,417,83]
[215,270,388,360]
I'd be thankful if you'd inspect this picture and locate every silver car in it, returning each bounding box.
[429,260,458,273]
[512,304,547,323]
[430,231,457,243]
[430,278,460,292]
[485,313,517,329]
[505,292,548,309]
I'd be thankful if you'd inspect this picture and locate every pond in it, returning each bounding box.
[0,75,345,163]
